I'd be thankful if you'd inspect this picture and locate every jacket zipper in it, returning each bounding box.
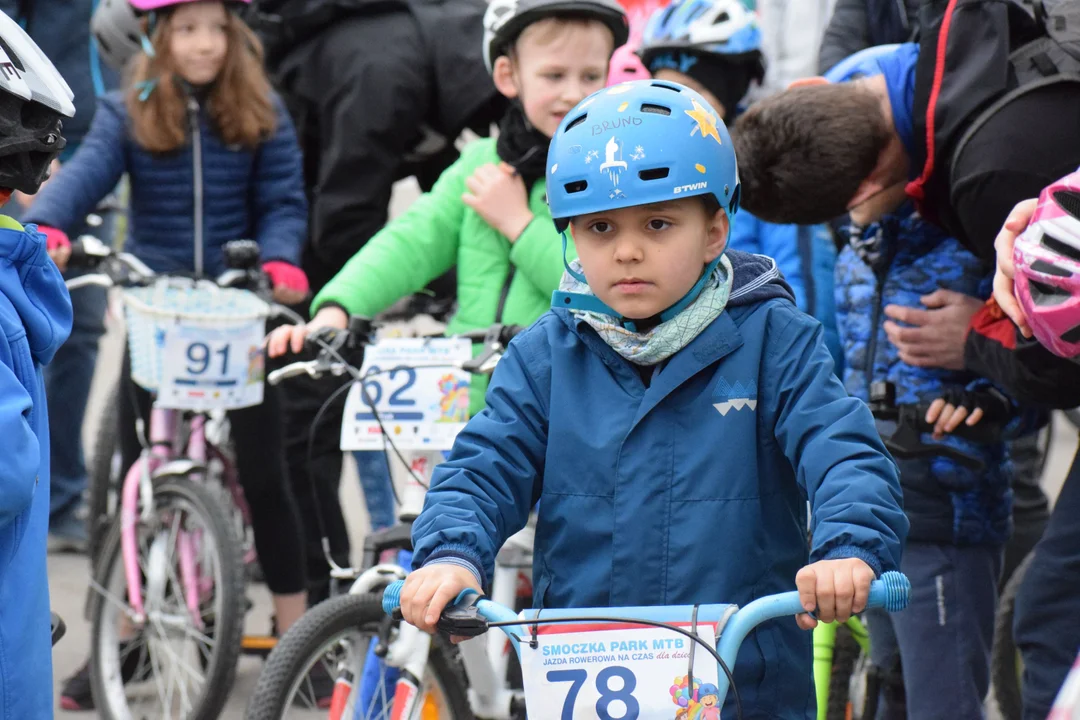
[187,97,205,277]
[494,266,515,323]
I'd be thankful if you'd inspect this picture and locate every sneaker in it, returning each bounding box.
[59,645,152,711]
[48,507,89,554]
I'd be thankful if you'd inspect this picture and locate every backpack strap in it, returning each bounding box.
[949,73,1080,193]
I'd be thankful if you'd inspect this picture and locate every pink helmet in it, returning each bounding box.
[606,0,659,86]
[1013,169,1080,358]
[608,44,649,84]
[129,0,249,12]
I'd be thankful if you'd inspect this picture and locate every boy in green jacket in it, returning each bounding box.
[267,0,629,415]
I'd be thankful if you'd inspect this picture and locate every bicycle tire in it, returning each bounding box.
[992,551,1033,720]
[826,623,861,720]
[89,477,246,720]
[87,382,122,561]
[245,593,473,720]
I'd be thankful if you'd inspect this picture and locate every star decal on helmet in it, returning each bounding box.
[685,99,722,145]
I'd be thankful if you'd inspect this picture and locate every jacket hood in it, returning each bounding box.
[726,249,796,307]
[0,220,72,365]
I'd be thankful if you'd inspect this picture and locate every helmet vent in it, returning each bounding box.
[650,81,682,92]
[1062,324,1080,344]
[564,180,588,194]
[1042,230,1080,264]
[1053,190,1080,221]
[565,113,588,132]
[713,11,730,23]
[641,103,671,115]
[1031,259,1073,278]
[638,167,670,181]
[1029,279,1071,306]
[0,35,24,72]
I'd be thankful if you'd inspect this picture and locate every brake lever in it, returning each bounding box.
[437,593,489,638]
[461,323,517,375]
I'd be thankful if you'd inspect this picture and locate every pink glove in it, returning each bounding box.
[38,225,70,252]
[263,261,309,294]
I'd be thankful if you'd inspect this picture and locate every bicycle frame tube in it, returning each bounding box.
[121,407,176,621]
[813,621,838,720]
[179,413,211,622]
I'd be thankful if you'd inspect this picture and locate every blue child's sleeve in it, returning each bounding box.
[411,333,550,586]
[763,305,908,575]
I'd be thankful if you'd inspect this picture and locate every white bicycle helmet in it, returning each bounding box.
[91,0,145,71]
[0,10,75,194]
[638,0,762,68]
[483,0,629,73]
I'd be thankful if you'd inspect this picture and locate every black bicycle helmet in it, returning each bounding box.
[482,0,629,73]
[0,10,75,195]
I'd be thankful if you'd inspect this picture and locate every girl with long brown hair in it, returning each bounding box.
[24,0,310,711]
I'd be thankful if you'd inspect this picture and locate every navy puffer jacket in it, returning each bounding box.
[25,90,306,277]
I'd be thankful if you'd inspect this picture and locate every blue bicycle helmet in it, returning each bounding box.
[638,0,762,69]
[547,79,739,325]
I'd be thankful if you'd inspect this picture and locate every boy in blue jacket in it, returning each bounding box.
[0,10,76,718]
[400,80,908,718]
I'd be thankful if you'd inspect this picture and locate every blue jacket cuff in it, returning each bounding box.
[823,545,884,577]
[422,544,486,588]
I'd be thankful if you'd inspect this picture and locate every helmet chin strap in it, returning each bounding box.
[551,230,724,332]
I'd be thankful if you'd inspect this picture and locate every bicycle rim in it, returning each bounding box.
[90,479,245,720]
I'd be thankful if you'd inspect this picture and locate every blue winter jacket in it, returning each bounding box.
[728,212,843,370]
[24,91,307,277]
[835,204,1015,545]
[413,251,908,719]
[0,218,72,719]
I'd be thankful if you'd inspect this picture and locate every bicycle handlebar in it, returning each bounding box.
[266,322,525,386]
[381,571,910,710]
[64,237,303,324]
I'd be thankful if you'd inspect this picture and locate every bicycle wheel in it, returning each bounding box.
[88,382,123,561]
[992,551,1034,719]
[245,593,472,720]
[825,623,862,720]
[88,477,246,720]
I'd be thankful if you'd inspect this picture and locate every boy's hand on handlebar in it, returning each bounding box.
[926,397,984,439]
[993,198,1037,338]
[925,386,1011,440]
[795,558,875,630]
[400,564,482,638]
[265,305,347,358]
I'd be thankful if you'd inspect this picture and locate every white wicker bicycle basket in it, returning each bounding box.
[123,278,270,392]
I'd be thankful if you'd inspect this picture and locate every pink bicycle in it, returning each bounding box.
[67,236,300,720]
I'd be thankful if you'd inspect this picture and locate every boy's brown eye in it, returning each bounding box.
[648,219,670,230]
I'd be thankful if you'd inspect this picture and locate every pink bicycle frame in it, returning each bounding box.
[120,407,221,627]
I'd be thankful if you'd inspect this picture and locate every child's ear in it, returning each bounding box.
[787,76,829,90]
[492,56,520,99]
[705,207,729,261]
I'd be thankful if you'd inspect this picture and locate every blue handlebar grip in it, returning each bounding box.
[868,571,910,612]
[383,580,405,615]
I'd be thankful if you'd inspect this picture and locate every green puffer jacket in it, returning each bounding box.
[312,138,572,415]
